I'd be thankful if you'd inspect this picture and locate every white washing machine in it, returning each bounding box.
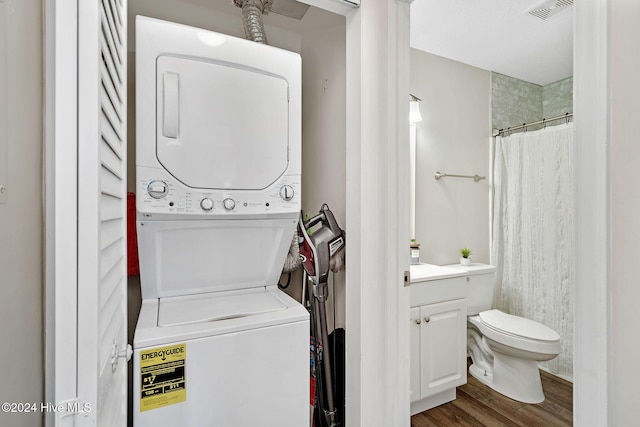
[132,17,308,426]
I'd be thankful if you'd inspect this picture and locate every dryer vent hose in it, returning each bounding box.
[234,0,272,45]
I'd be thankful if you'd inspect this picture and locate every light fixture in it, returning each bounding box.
[197,31,227,47]
[409,94,422,123]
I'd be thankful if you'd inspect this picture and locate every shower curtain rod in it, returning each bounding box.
[492,112,573,137]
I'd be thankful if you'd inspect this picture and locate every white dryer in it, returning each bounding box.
[132,17,308,426]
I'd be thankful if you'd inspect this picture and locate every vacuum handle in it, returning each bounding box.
[320,204,343,237]
[305,212,325,228]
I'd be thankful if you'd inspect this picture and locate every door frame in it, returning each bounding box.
[343,1,412,425]
[573,1,611,425]
[44,0,80,425]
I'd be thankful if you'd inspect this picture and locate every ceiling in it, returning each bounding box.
[133,0,573,86]
[410,0,573,86]
[175,0,343,32]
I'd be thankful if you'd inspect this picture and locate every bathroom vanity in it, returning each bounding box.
[409,264,467,415]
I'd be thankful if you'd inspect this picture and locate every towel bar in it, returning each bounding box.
[434,171,485,183]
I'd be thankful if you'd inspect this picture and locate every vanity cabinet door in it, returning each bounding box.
[419,299,467,399]
[410,307,422,402]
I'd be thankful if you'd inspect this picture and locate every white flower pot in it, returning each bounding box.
[460,257,471,266]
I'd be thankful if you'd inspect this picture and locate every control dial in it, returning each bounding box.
[280,185,295,201]
[147,180,168,199]
[223,198,236,210]
[200,198,214,211]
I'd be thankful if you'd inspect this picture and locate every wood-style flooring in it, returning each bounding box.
[411,360,573,427]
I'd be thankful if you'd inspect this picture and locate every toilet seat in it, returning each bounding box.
[469,310,561,356]
[479,309,560,342]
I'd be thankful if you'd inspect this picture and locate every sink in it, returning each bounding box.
[410,263,466,283]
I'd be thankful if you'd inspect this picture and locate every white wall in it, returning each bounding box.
[410,49,491,266]
[0,0,43,425]
[300,22,346,330]
[610,0,640,423]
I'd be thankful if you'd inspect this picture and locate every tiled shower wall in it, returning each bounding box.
[491,72,542,131]
[491,72,573,132]
[543,77,574,118]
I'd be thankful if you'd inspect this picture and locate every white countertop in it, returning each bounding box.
[409,263,466,283]
[442,263,496,276]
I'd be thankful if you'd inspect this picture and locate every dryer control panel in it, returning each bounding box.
[137,166,300,219]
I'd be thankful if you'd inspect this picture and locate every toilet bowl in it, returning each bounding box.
[467,309,561,403]
[444,263,562,404]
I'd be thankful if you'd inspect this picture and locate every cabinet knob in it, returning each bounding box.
[424,316,430,323]
[415,319,421,325]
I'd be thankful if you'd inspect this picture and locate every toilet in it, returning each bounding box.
[446,263,561,404]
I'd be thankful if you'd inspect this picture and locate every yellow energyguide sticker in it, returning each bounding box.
[139,343,186,412]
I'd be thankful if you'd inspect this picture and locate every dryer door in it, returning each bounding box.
[155,55,289,190]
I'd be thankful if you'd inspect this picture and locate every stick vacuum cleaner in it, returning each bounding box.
[298,204,345,427]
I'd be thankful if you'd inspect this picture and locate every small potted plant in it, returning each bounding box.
[460,247,472,266]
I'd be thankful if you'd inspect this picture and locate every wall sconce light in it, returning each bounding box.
[409,94,422,123]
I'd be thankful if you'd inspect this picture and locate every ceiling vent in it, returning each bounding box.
[527,0,573,21]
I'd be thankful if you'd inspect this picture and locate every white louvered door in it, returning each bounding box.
[77,0,128,425]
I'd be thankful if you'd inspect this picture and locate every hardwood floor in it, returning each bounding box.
[411,361,573,427]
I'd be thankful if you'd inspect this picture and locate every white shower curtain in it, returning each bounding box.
[491,123,574,380]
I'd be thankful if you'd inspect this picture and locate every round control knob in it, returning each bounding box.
[280,185,295,201]
[200,198,214,211]
[147,180,168,199]
[223,198,236,210]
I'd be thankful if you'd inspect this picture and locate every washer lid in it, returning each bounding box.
[158,287,286,327]
[479,309,560,342]
[136,218,298,299]
[133,286,309,349]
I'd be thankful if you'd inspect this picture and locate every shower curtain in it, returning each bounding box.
[491,123,574,380]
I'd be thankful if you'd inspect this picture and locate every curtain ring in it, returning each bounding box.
[565,112,570,124]
[523,123,527,133]
[543,118,546,129]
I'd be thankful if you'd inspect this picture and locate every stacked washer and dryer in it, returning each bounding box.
[132,17,309,426]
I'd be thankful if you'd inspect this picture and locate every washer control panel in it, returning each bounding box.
[137,166,300,217]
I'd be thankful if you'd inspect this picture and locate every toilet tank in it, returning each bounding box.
[444,263,497,315]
